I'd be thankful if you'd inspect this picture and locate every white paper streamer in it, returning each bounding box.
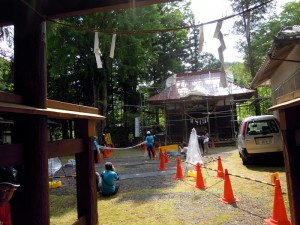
[220,64,227,88]
[218,32,226,51]
[94,32,102,68]
[198,25,204,52]
[213,21,223,39]
[109,34,116,58]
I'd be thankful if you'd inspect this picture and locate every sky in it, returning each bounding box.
[190,0,294,62]
[0,0,294,62]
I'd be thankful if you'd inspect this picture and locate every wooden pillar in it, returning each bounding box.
[12,0,49,224]
[14,0,47,107]
[12,116,49,225]
[280,107,300,225]
[74,119,98,225]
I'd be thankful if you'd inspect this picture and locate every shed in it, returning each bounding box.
[147,69,255,145]
[251,25,300,225]
[0,0,173,224]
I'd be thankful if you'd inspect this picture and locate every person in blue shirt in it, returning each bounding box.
[93,136,100,163]
[145,131,155,160]
[99,162,120,196]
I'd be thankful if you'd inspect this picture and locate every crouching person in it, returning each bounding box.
[99,162,119,196]
[0,167,20,225]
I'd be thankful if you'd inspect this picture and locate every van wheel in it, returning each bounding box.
[242,157,249,165]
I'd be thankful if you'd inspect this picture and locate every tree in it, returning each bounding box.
[0,26,13,58]
[46,2,195,144]
[229,0,276,115]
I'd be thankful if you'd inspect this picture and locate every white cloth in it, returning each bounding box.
[94,32,103,68]
[186,128,204,165]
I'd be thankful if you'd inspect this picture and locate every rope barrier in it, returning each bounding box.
[49,175,76,179]
[99,141,146,150]
[165,153,276,187]
[49,150,278,188]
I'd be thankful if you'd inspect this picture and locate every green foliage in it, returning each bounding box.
[251,1,300,72]
[230,62,252,88]
[0,57,13,92]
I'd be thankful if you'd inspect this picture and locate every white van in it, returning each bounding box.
[237,115,283,165]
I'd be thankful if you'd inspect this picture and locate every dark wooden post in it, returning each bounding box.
[74,119,98,225]
[11,0,49,224]
[280,107,300,225]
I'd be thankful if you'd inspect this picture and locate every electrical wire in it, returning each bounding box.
[18,0,274,36]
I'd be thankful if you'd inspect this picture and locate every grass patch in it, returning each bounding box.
[50,146,289,224]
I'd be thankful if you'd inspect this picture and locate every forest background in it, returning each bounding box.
[0,0,299,146]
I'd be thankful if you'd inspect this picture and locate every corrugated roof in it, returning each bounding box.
[147,69,254,103]
[251,25,300,88]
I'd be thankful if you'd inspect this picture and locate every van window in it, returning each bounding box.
[246,119,279,135]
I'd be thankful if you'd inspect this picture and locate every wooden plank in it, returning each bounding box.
[276,89,300,104]
[10,116,50,225]
[47,99,99,114]
[0,102,105,120]
[0,139,84,166]
[0,0,176,25]
[74,119,98,225]
[48,139,83,158]
[269,97,300,112]
[0,92,23,104]
[0,144,24,166]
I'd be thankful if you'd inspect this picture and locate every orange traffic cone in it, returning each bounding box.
[103,148,109,158]
[194,162,207,189]
[157,149,167,171]
[219,169,239,204]
[264,179,291,225]
[108,144,112,155]
[216,156,224,179]
[164,150,170,163]
[97,152,101,163]
[174,156,184,179]
[211,138,215,148]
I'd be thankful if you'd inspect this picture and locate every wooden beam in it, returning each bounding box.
[0,0,176,25]
[48,139,84,158]
[74,119,98,225]
[0,139,84,166]
[47,99,99,115]
[0,91,23,104]
[0,102,105,120]
[45,0,176,19]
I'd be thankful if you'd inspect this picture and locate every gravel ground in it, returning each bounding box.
[49,147,289,225]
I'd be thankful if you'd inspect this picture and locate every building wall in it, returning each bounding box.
[272,45,300,102]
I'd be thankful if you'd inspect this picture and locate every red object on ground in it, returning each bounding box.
[194,162,207,189]
[157,149,166,171]
[264,179,291,225]
[219,169,239,204]
[97,152,101,162]
[164,150,170,163]
[173,156,185,179]
[216,156,224,178]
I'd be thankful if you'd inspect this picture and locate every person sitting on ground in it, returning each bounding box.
[145,131,155,160]
[0,167,20,225]
[179,142,188,157]
[99,162,120,196]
